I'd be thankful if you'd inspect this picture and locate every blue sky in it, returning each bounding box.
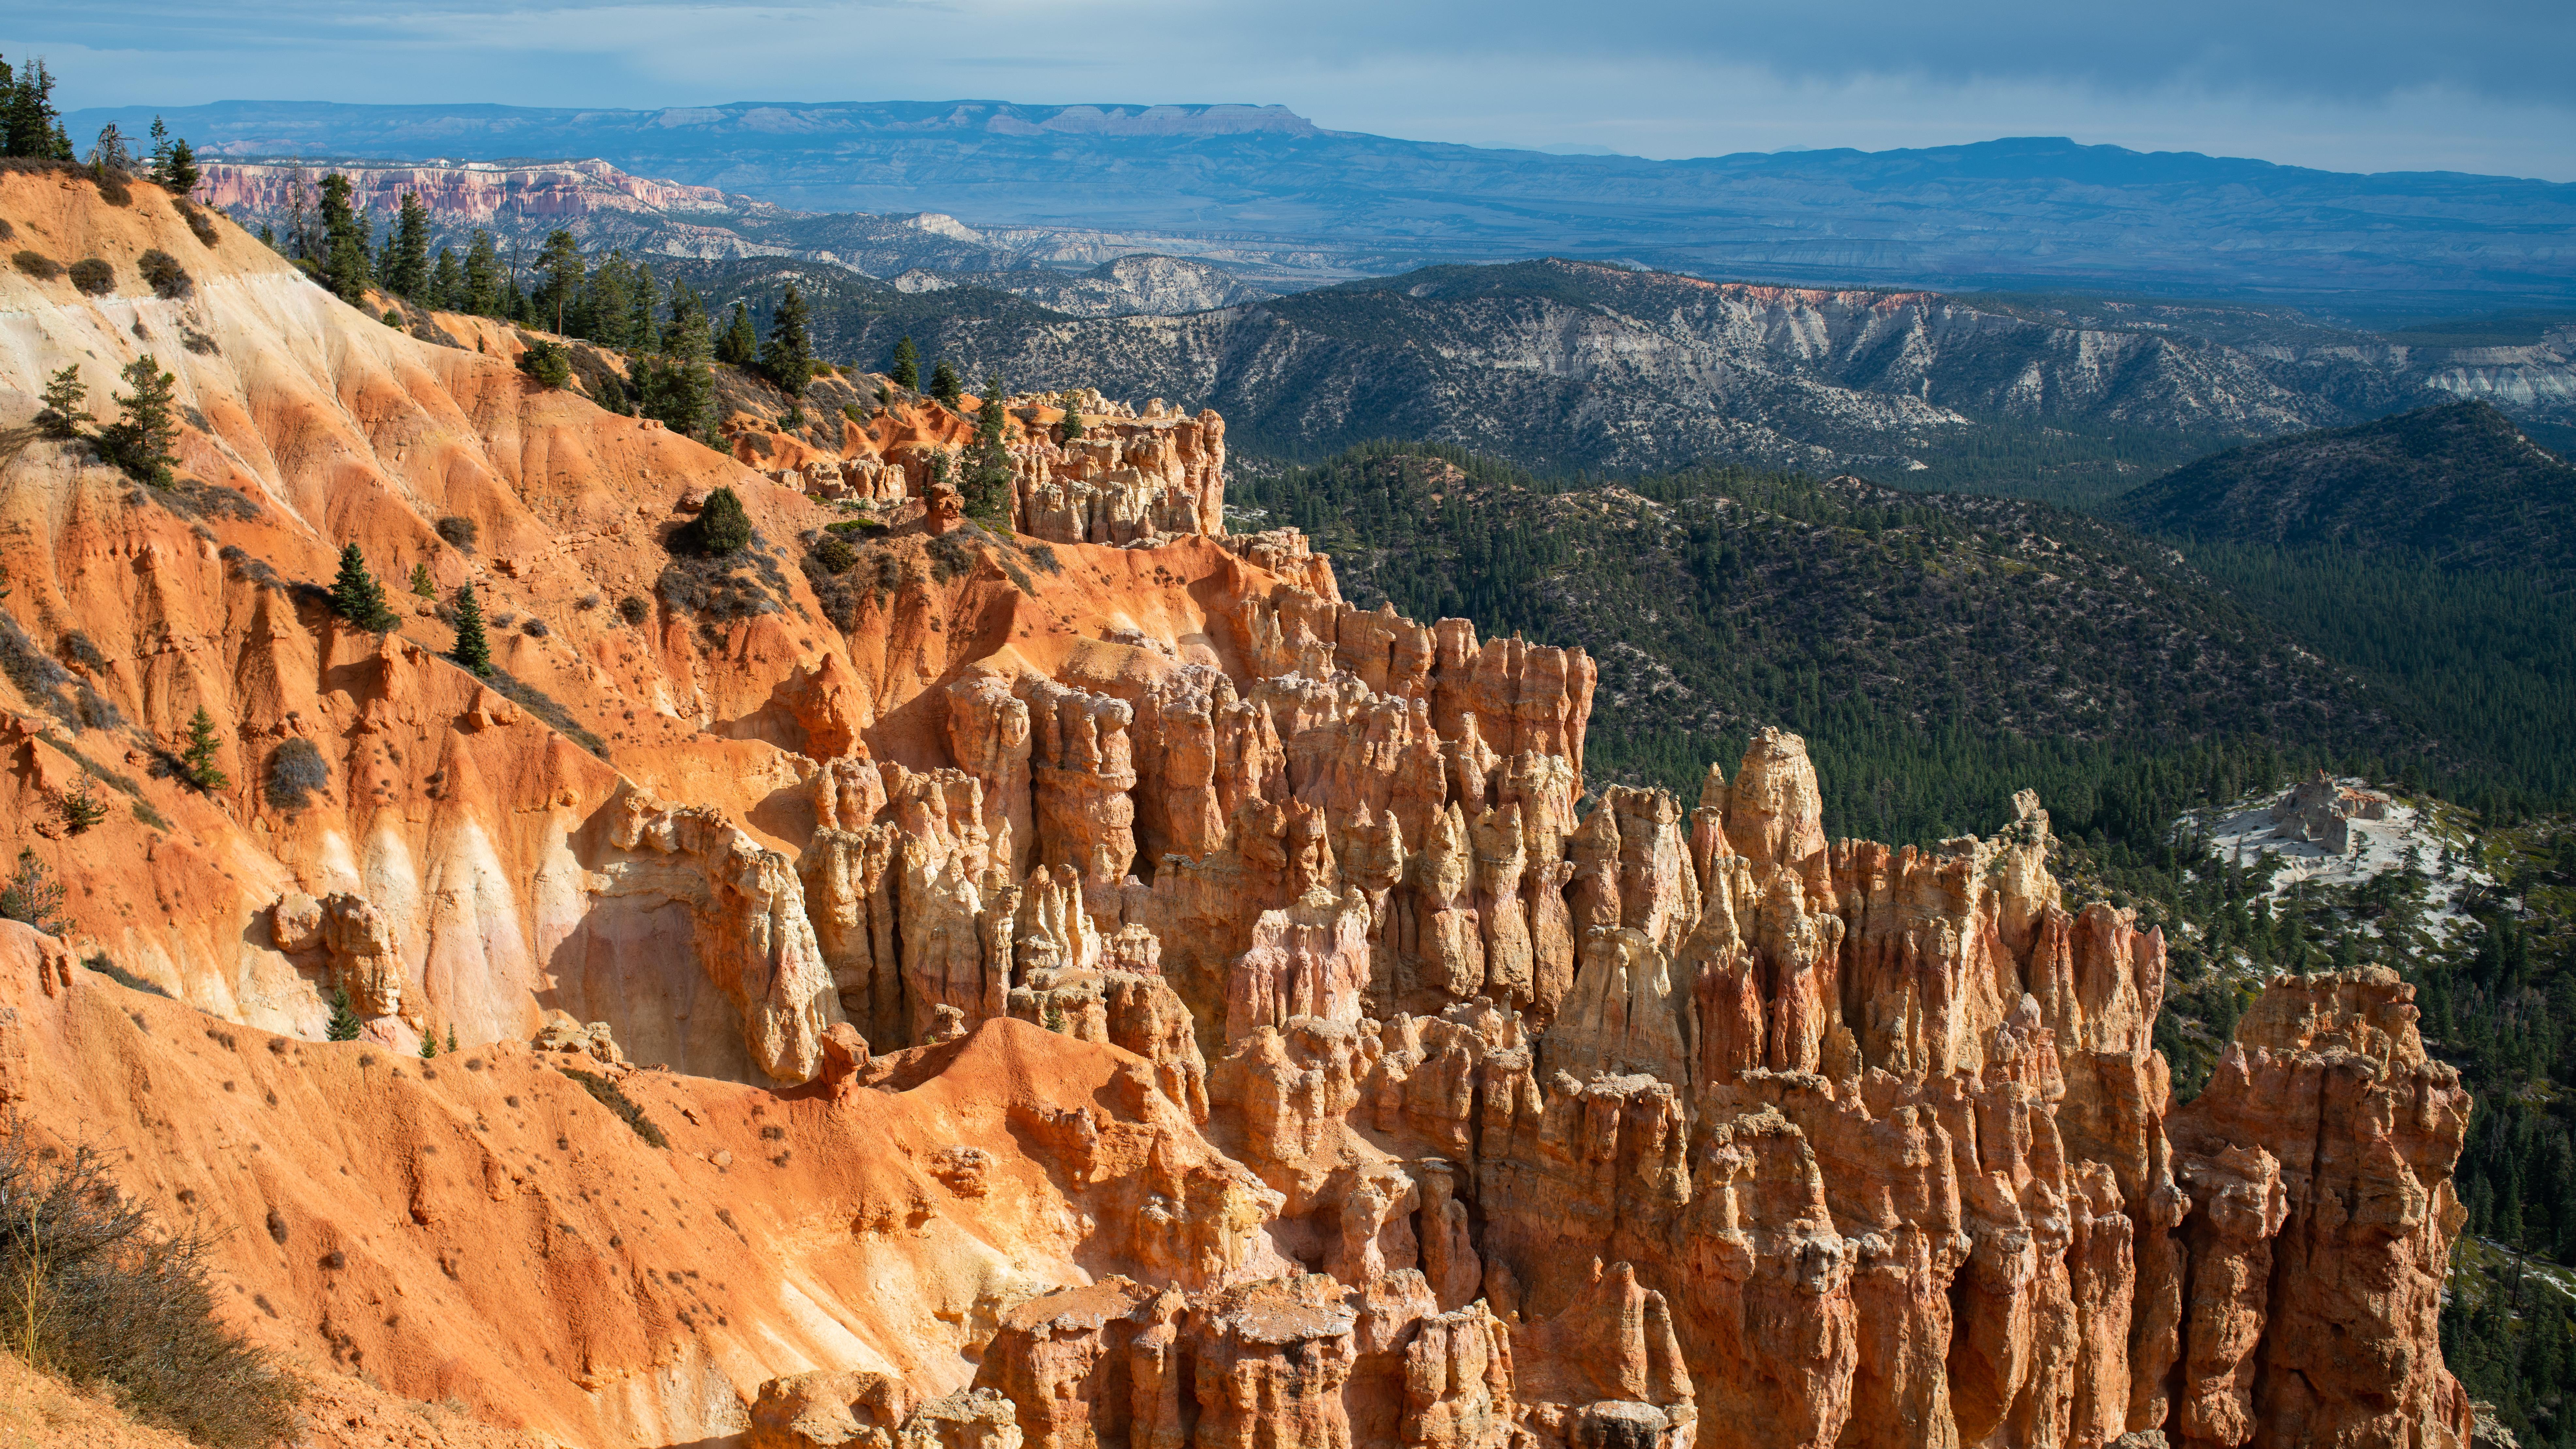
[9,0,2574,179]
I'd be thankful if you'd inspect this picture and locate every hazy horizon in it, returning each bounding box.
[11,0,2574,182]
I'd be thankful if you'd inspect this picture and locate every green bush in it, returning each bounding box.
[688,487,753,556]
[517,339,572,390]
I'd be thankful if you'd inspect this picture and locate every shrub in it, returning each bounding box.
[812,535,858,574]
[68,258,113,295]
[616,595,649,626]
[434,515,479,551]
[93,172,132,207]
[0,219,11,241]
[263,738,329,810]
[520,617,549,638]
[136,249,191,299]
[382,309,402,327]
[517,339,572,390]
[11,250,58,281]
[0,1135,303,1447]
[687,487,753,556]
[558,1067,668,1148]
[574,593,601,611]
[176,202,220,247]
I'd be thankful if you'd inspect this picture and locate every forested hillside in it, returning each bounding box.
[1239,443,2428,847]
[2113,399,2576,571]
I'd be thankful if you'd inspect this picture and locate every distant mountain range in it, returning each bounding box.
[70,99,2576,317]
[668,255,2576,499]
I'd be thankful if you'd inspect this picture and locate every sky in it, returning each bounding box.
[9,0,2575,181]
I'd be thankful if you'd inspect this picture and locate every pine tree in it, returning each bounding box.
[760,283,816,394]
[929,360,963,407]
[2,57,65,160]
[97,355,180,486]
[330,543,400,631]
[388,193,431,299]
[146,115,172,185]
[36,364,88,438]
[463,231,501,316]
[963,372,1014,529]
[446,1024,458,1054]
[419,1026,438,1059]
[639,282,716,441]
[317,173,372,303]
[429,247,462,310]
[409,561,436,598]
[165,136,198,196]
[890,336,920,390]
[326,984,363,1041]
[534,229,581,335]
[86,122,134,177]
[179,706,229,790]
[1059,390,1086,441]
[627,263,659,353]
[0,848,71,938]
[716,303,757,366]
[450,582,492,677]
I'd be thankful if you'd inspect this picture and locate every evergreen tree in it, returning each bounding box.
[716,303,758,366]
[419,1026,438,1059]
[578,251,633,347]
[164,136,198,195]
[889,335,920,390]
[1059,390,1086,440]
[326,984,363,1041]
[627,263,659,353]
[533,228,581,334]
[463,230,501,316]
[0,848,71,938]
[35,364,88,438]
[330,543,400,631]
[760,283,816,394]
[146,116,172,184]
[446,1024,458,1054]
[179,706,229,790]
[449,582,492,676]
[638,282,716,442]
[963,372,1014,529]
[317,173,372,302]
[1,56,66,159]
[409,561,436,598]
[428,247,463,310]
[929,359,963,407]
[691,487,753,556]
[97,355,180,487]
[388,193,431,299]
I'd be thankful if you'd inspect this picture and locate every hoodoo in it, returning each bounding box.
[0,165,2469,1447]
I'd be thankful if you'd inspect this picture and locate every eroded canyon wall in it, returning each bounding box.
[0,169,2470,1449]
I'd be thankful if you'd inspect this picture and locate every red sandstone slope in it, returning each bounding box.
[0,168,2472,1449]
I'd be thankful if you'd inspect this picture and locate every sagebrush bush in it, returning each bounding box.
[263,737,329,810]
[434,515,478,551]
[68,258,113,295]
[10,250,56,280]
[136,249,192,299]
[0,1136,303,1446]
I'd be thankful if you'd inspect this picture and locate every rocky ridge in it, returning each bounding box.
[0,168,2472,1448]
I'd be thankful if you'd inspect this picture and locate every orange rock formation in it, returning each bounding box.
[0,168,2470,1448]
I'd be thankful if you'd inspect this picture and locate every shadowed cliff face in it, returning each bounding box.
[0,170,2470,1449]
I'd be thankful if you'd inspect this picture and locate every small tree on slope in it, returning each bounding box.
[330,543,399,631]
[450,582,492,677]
